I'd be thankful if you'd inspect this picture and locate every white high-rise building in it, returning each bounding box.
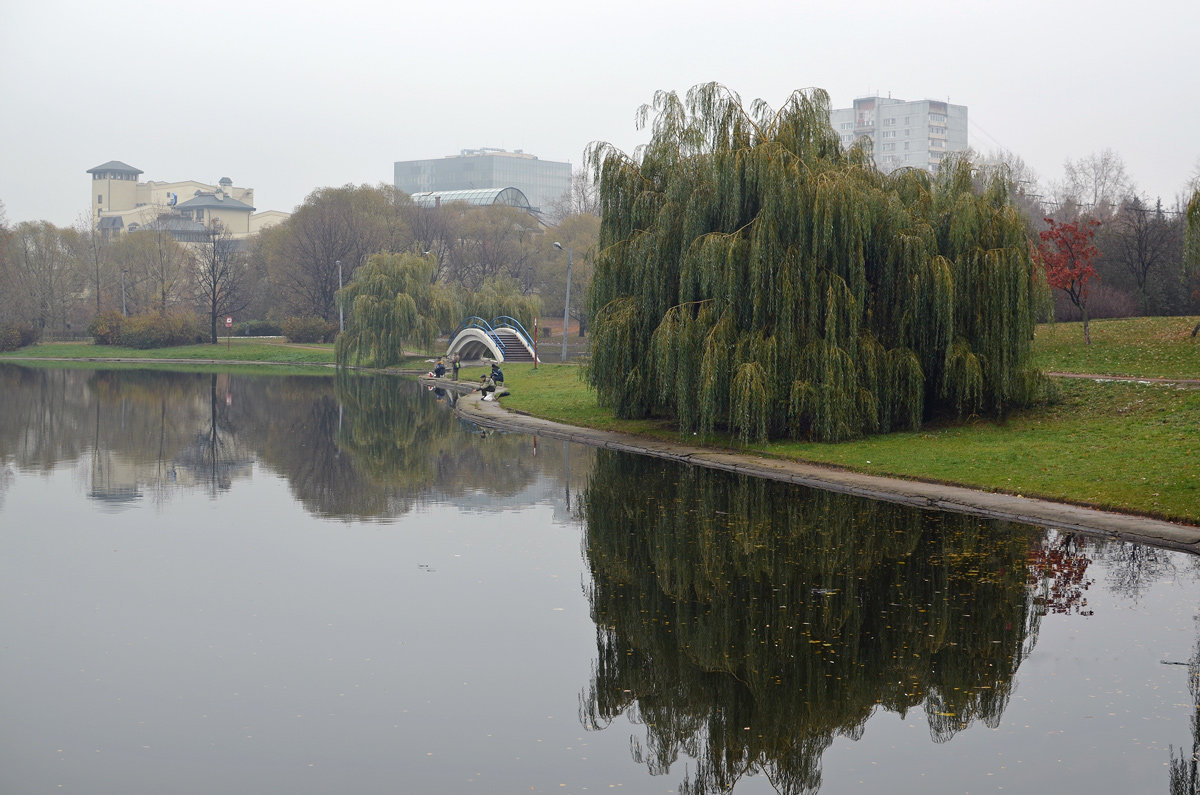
[829,97,967,173]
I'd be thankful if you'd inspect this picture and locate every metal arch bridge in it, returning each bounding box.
[447,316,538,363]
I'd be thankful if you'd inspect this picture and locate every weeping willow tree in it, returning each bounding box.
[587,83,1045,442]
[335,252,458,368]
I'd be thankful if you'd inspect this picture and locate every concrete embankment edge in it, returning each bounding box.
[446,386,1200,555]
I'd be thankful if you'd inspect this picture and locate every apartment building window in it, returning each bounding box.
[97,194,103,203]
[881,130,896,139]
[882,143,896,152]
[929,113,947,123]
[883,118,896,126]
[840,122,852,131]
[930,125,947,136]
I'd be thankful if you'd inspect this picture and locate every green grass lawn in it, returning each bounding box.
[1034,316,1200,379]
[499,360,1200,524]
[0,338,338,364]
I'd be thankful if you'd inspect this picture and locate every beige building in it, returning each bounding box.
[88,160,288,238]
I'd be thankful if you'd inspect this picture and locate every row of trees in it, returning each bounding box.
[0,204,246,344]
[252,183,598,333]
[0,180,600,349]
[988,148,1200,326]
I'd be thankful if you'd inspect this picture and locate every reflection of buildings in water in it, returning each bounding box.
[0,464,12,512]
[84,441,256,506]
[449,468,580,525]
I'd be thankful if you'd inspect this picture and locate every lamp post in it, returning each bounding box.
[336,260,343,333]
[120,269,127,316]
[553,242,572,363]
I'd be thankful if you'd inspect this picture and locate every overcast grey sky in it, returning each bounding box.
[2,0,1197,226]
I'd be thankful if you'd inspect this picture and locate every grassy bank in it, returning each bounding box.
[1034,316,1199,379]
[498,353,1199,524]
[0,339,339,364]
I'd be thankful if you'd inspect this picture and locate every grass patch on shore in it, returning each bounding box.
[0,339,337,363]
[500,362,1199,524]
[1034,316,1199,379]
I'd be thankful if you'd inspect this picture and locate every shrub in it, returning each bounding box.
[88,310,126,345]
[282,316,337,343]
[234,319,283,337]
[0,327,20,352]
[117,311,205,349]
[1053,285,1140,322]
[0,325,37,351]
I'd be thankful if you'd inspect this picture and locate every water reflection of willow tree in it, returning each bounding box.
[1169,629,1200,795]
[580,452,1043,794]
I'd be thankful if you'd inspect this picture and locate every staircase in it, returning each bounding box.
[493,328,536,362]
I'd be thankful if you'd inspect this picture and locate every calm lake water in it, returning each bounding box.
[1,364,1198,794]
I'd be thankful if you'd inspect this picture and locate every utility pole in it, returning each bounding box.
[553,242,572,362]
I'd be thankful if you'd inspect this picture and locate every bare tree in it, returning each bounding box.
[194,220,249,343]
[264,184,402,320]
[1054,149,1132,221]
[6,221,88,337]
[546,170,600,221]
[1107,196,1182,313]
[73,214,114,313]
[442,204,539,291]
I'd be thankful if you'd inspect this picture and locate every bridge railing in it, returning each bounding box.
[454,316,506,357]
[491,316,535,351]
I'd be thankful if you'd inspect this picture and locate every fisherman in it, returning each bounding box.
[479,371,497,400]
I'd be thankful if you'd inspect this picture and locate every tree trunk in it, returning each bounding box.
[1083,308,1091,346]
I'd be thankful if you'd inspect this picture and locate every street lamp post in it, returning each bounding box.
[336,260,343,333]
[553,242,572,363]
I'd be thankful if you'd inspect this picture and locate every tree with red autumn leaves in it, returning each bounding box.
[1037,217,1102,344]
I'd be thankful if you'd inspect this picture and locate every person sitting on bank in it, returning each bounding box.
[432,358,446,378]
[479,372,497,399]
[490,363,504,385]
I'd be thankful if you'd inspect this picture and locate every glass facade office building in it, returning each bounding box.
[394,149,571,217]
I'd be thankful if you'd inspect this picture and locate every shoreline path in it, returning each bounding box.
[441,379,1200,555]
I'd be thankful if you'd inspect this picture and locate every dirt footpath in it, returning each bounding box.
[451,387,1200,555]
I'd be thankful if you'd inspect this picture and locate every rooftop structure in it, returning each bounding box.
[408,186,532,211]
[87,161,287,240]
[395,149,570,218]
